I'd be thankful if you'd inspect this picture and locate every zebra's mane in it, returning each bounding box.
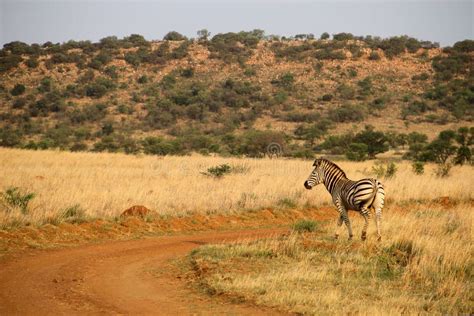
[317,158,347,178]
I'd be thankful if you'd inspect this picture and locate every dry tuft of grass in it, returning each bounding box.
[0,148,473,228]
[189,203,473,314]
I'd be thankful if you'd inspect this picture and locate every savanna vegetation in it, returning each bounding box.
[0,30,472,314]
[1,148,472,229]
[0,32,472,163]
[189,202,472,314]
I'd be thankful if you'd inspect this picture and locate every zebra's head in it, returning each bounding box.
[304,159,324,190]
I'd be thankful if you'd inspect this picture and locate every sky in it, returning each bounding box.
[0,0,472,47]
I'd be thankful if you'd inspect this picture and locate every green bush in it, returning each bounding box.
[25,57,39,68]
[142,136,181,155]
[163,31,187,41]
[320,32,330,40]
[0,54,23,72]
[0,187,35,214]
[272,72,295,90]
[372,162,397,179]
[435,163,452,178]
[412,161,425,175]
[321,94,333,102]
[202,164,232,178]
[137,75,148,84]
[328,103,365,122]
[10,84,25,96]
[336,83,356,100]
[61,204,86,223]
[346,143,369,161]
[293,219,318,233]
[85,77,116,98]
[368,51,380,60]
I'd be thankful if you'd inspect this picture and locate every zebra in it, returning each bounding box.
[304,158,385,241]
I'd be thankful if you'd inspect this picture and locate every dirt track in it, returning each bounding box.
[0,228,287,315]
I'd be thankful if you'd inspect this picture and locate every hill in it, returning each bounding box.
[0,31,472,160]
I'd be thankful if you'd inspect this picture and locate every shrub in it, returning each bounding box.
[320,32,330,40]
[137,75,148,84]
[180,67,194,78]
[435,162,452,178]
[333,32,354,41]
[10,84,25,96]
[412,161,425,175]
[25,57,39,68]
[70,142,88,152]
[336,83,356,100]
[346,143,369,161]
[0,127,22,147]
[104,66,118,79]
[347,68,358,77]
[0,187,35,214]
[369,51,380,60]
[85,77,116,98]
[293,219,318,233]
[328,103,365,123]
[385,162,397,178]
[163,31,187,41]
[202,164,232,178]
[321,94,333,102]
[353,125,389,158]
[372,162,397,179]
[272,72,295,90]
[0,54,23,72]
[412,72,429,81]
[142,136,181,155]
[452,39,474,53]
[61,204,86,223]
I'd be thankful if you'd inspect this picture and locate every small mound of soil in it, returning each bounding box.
[437,196,456,208]
[121,205,153,218]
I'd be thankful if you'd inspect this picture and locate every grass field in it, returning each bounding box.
[1,147,472,313]
[0,148,473,228]
[189,202,473,314]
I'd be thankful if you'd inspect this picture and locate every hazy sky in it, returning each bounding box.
[1,0,472,47]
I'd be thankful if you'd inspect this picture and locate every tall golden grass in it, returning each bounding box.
[0,148,472,227]
[190,203,473,314]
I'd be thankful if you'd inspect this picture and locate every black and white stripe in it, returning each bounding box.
[304,158,385,241]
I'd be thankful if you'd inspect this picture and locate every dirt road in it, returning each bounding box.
[0,228,287,315]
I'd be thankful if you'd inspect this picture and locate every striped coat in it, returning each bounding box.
[304,158,385,240]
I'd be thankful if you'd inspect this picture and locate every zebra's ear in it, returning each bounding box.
[313,159,321,167]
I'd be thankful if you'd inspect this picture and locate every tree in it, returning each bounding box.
[420,130,457,163]
[295,119,331,146]
[454,127,473,165]
[346,143,369,161]
[353,125,389,158]
[197,29,211,41]
[163,31,187,41]
[320,32,330,40]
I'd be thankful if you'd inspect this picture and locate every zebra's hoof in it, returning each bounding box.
[361,232,367,241]
[348,235,353,241]
[334,234,339,240]
[377,236,382,242]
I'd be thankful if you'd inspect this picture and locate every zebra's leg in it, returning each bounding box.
[372,184,385,241]
[334,215,344,239]
[360,208,370,241]
[337,204,353,240]
[375,209,382,241]
[343,209,353,240]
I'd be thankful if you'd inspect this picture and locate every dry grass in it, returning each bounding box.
[189,203,473,314]
[0,148,473,228]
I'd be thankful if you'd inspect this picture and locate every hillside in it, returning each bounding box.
[0,31,472,159]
